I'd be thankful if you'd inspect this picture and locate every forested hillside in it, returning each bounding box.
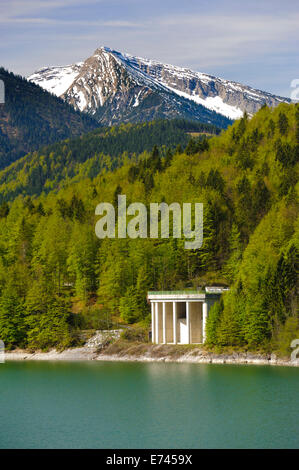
[0,103,297,355]
[0,68,98,169]
[0,118,218,201]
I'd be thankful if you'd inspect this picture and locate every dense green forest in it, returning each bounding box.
[0,68,98,169]
[0,118,218,202]
[0,103,298,355]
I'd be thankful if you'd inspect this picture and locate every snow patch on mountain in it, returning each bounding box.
[29,63,83,96]
[161,84,243,119]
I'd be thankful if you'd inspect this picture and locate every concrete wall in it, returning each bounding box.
[157,302,163,343]
[165,303,173,343]
[190,302,202,343]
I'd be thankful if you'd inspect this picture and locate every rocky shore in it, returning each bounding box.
[5,341,299,367]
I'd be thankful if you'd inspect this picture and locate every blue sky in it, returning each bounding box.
[1,0,298,97]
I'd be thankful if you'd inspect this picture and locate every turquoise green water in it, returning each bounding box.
[0,361,298,449]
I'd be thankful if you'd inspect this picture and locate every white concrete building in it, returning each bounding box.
[147,290,222,344]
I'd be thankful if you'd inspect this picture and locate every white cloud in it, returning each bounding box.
[0,17,140,27]
[0,0,99,15]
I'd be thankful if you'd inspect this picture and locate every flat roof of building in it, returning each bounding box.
[148,290,204,295]
[147,290,221,301]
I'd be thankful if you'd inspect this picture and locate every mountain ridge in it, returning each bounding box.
[29,46,290,126]
[0,118,218,203]
[0,67,98,169]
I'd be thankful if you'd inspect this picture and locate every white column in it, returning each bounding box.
[173,302,177,344]
[155,302,159,344]
[202,302,208,343]
[151,302,155,343]
[162,302,166,344]
[186,301,190,344]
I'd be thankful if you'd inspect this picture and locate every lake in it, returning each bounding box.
[0,361,298,448]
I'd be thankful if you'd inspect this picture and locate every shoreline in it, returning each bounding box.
[4,343,299,367]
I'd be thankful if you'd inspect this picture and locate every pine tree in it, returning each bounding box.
[223,224,242,282]
[67,223,98,300]
[0,285,25,348]
[278,112,289,135]
[206,300,223,345]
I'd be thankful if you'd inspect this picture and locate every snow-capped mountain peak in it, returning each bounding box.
[28,47,290,127]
